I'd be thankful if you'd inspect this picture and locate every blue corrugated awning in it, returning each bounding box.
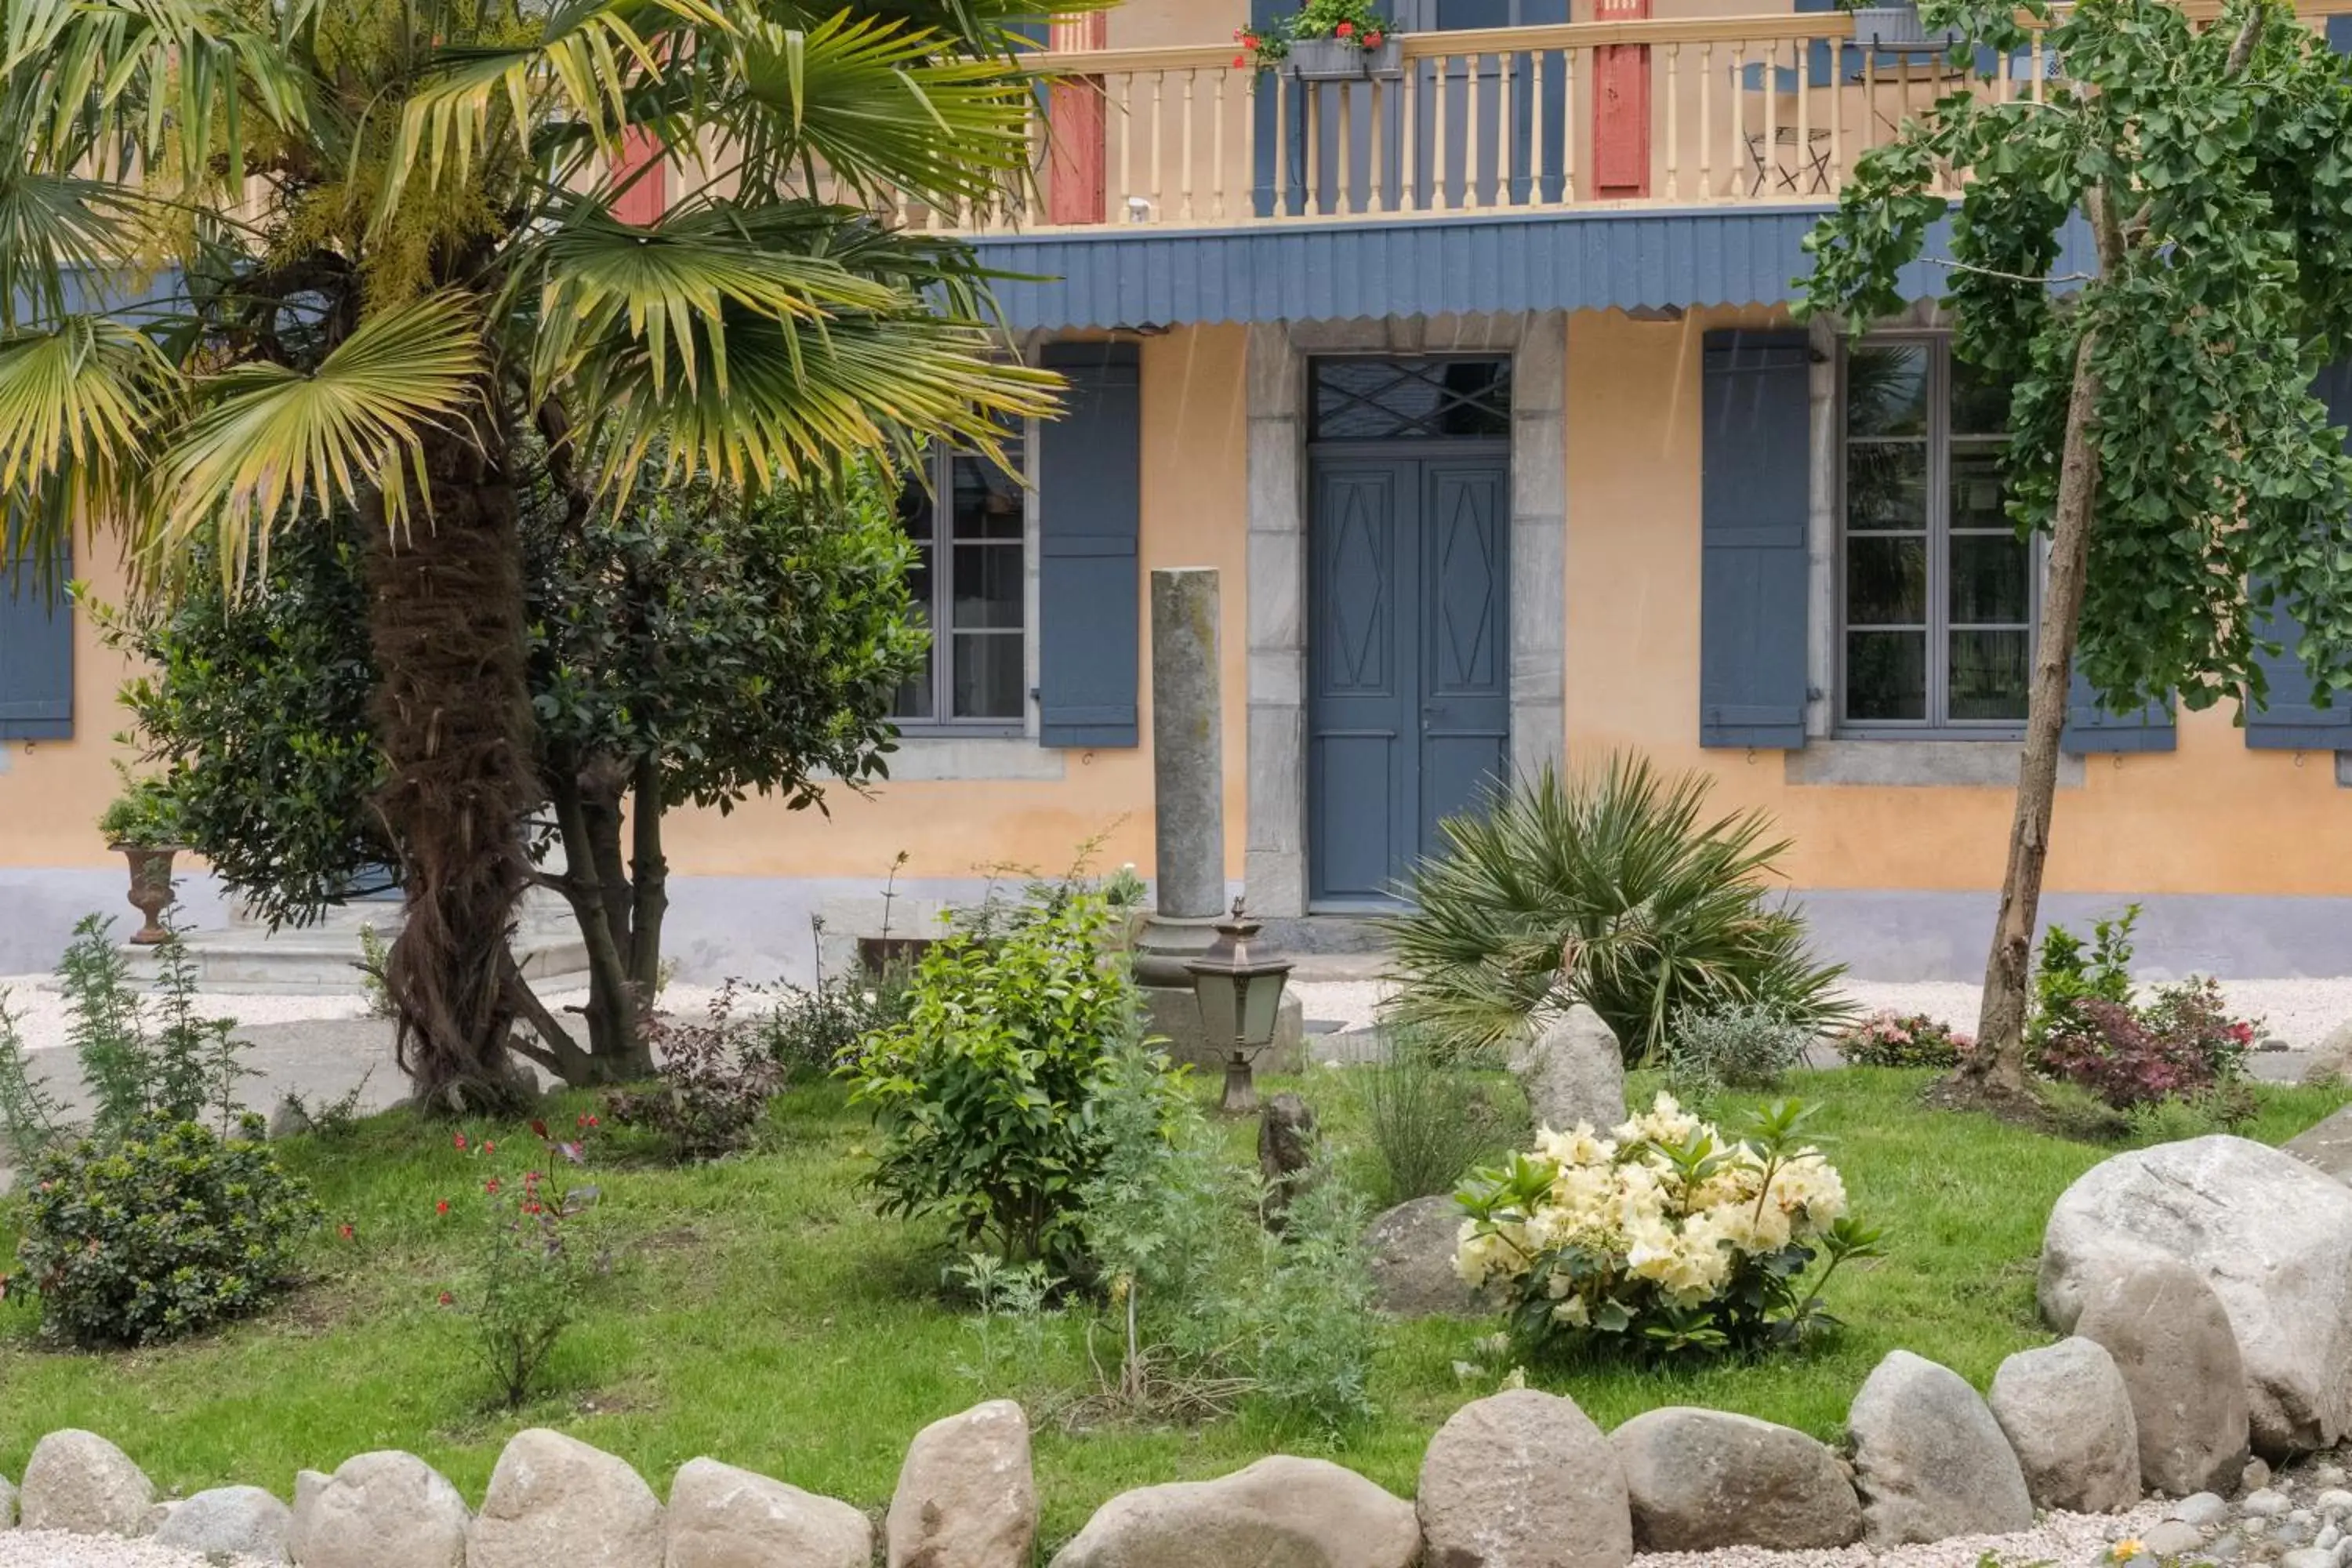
[969,205,2096,332]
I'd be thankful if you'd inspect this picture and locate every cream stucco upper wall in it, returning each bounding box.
[1563,306,2352,899]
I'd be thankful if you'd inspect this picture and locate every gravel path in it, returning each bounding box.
[1633,1501,2162,1568]
[0,1531,264,1567]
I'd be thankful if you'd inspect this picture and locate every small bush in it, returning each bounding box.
[1382,755,1850,1065]
[1457,1094,1882,1362]
[1349,1033,1523,1207]
[846,886,1138,1272]
[1237,1160,1381,1429]
[603,984,780,1161]
[2028,906,2140,1054]
[757,972,909,1083]
[0,989,66,1164]
[15,1114,318,1348]
[441,1167,600,1409]
[52,916,247,1141]
[1664,1000,1813,1095]
[1834,1010,1973,1069]
[2029,911,2255,1112]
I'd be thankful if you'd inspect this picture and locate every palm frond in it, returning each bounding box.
[1381,753,1852,1064]
[376,0,728,228]
[0,315,176,565]
[147,291,485,578]
[712,11,1036,211]
[0,174,147,332]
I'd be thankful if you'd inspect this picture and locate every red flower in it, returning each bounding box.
[1334,20,1354,37]
[452,1131,468,1151]
[1243,31,1259,45]
[1234,53,1248,67]
[1366,30,1385,45]
[337,1223,354,1241]
[524,1201,544,1216]
[437,1290,455,1307]
[435,1200,451,1216]
[485,1177,502,1196]
[483,1141,495,1155]
[530,1119,550,1139]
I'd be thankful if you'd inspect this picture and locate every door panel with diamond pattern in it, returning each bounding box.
[1308,453,1510,906]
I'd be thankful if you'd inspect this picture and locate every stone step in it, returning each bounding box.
[123,922,589,996]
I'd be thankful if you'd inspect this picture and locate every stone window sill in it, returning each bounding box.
[1784,739,2083,790]
[880,736,1065,782]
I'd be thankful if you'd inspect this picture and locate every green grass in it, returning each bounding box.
[0,1068,2342,1552]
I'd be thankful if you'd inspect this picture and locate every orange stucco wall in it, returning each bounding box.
[1563,306,2352,898]
[0,547,140,868]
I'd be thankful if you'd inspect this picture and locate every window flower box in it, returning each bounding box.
[1280,34,1405,80]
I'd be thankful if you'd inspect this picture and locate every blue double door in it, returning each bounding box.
[1308,448,1512,907]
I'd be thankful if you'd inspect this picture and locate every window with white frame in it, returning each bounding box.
[1841,336,2030,731]
[893,434,1029,729]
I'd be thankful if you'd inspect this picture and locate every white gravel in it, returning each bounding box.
[0,1530,266,1567]
[1632,1501,2165,1568]
[1291,977,2352,1051]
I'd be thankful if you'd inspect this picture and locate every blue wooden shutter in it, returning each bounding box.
[1700,329,1811,749]
[2061,675,2176,753]
[1037,342,1142,748]
[2247,360,2352,750]
[0,546,74,740]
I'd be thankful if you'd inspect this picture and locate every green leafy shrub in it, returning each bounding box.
[603,984,780,1162]
[1077,1044,1380,1430]
[15,1114,318,1348]
[757,966,909,1083]
[2030,911,2256,1111]
[1348,1033,1523,1207]
[440,1164,600,1409]
[845,887,1138,1271]
[1382,755,1850,1065]
[2029,907,2140,1054]
[1833,1010,1973,1068]
[0,990,65,1164]
[51,916,247,1142]
[1664,1000,1813,1095]
[1457,1095,1882,1361]
[96,772,184,848]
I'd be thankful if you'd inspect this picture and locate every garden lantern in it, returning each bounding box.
[1185,897,1294,1114]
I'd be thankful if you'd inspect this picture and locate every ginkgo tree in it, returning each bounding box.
[0,0,1088,1110]
[1802,0,2352,1104]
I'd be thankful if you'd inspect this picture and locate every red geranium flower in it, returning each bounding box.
[1234,53,1248,66]
[437,1290,455,1307]
[435,1200,451,1216]
[452,1131,468,1151]
[1366,30,1385,45]
[483,1141,495,1155]
[485,1177,502,1196]
[1334,20,1354,36]
[337,1223,354,1241]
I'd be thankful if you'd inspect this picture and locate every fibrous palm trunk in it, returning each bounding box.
[366,428,539,1112]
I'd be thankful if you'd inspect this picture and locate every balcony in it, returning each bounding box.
[914,2,2352,237]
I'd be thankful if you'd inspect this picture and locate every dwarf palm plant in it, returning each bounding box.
[0,0,1088,1108]
[1381,754,1849,1064]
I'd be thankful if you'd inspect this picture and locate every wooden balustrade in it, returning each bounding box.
[894,0,2352,236]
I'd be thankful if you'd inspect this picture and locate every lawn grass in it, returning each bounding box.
[0,1065,2342,1552]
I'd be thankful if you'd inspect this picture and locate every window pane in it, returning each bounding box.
[1951,444,2009,530]
[1950,628,2031,720]
[1846,344,1929,437]
[1847,630,1928,720]
[1846,442,1927,530]
[1952,358,2011,435]
[1312,358,1512,441]
[953,633,1024,719]
[1950,534,2030,625]
[1847,535,1927,626]
[951,452,1024,539]
[952,543,1023,630]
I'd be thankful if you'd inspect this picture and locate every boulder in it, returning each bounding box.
[1365,1196,1485,1318]
[1511,1005,1625,1134]
[1847,1350,2034,1545]
[1051,1457,1417,1568]
[1610,1406,1861,1552]
[2285,1103,2352,1187]
[469,1428,664,1568]
[665,1458,869,1568]
[1987,1338,2143,1514]
[268,1094,316,1141]
[0,1472,14,1529]
[152,1485,294,1564]
[2074,1258,2252,1497]
[18,1430,156,1537]
[887,1399,1037,1568]
[2301,1021,2352,1087]
[2040,1134,2352,1454]
[294,1452,470,1568]
[1418,1388,1632,1568]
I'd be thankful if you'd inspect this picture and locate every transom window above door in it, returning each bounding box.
[1311,356,1513,442]
[1841,337,2027,732]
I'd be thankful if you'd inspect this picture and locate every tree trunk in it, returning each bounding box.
[1970,329,2105,1094]
[546,741,653,1082]
[367,431,539,1114]
[628,757,669,1000]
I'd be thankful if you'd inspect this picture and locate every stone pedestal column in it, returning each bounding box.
[1134,568,1303,1069]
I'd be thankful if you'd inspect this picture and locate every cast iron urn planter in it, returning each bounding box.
[114,843,180,946]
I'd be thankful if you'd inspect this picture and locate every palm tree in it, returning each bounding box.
[0,0,1080,1109]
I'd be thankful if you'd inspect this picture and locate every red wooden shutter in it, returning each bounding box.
[612,127,666,225]
[1047,13,1109,225]
[1592,0,1651,198]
